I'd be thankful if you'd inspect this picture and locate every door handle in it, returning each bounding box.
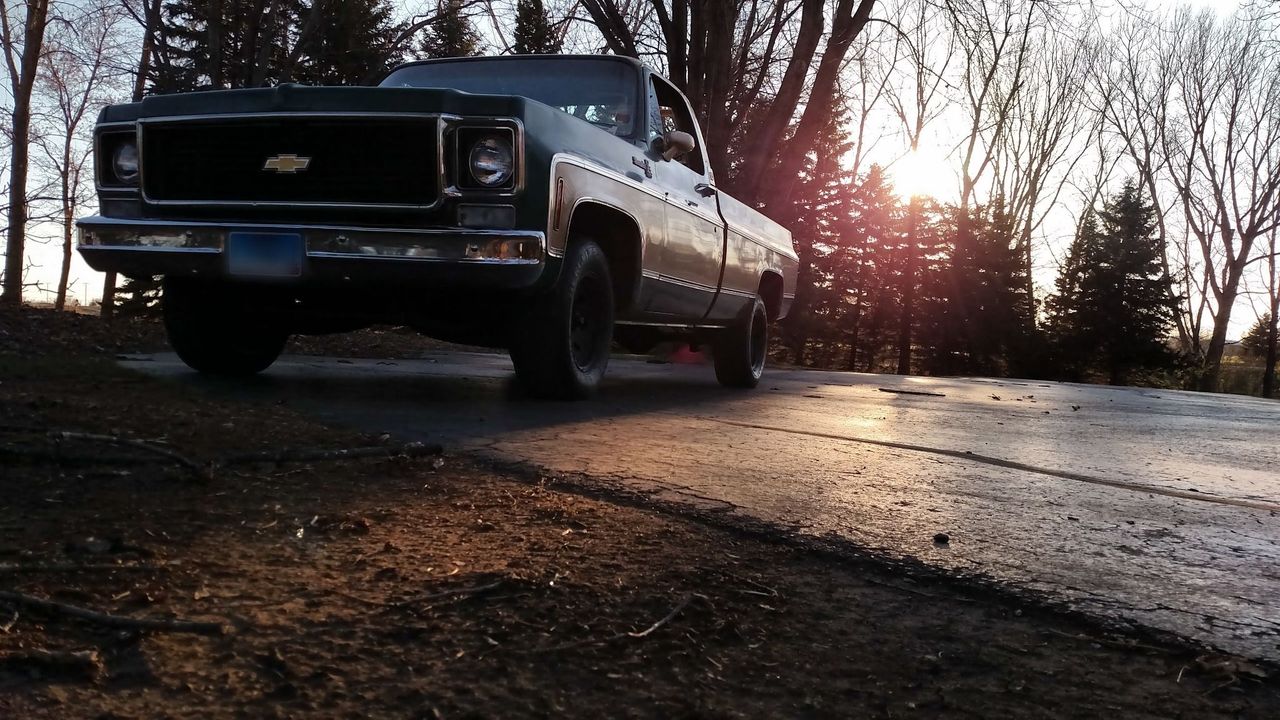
[694,183,717,198]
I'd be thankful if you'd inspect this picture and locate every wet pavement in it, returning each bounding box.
[125,351,1280,661]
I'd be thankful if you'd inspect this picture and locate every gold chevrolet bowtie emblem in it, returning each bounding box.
[262,154,311,173]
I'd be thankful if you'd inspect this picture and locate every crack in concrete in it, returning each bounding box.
[705,417,1280,514]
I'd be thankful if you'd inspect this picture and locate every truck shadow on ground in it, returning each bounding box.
[175,355,748,442]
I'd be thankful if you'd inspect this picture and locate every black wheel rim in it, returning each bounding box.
[749,306,767,378]
[570,275,609,373]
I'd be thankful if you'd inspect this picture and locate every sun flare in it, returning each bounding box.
[890,148,954,201]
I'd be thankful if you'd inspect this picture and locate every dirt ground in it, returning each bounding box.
[1,306,1277,718]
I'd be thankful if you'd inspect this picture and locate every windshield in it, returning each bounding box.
[381,58,639,138]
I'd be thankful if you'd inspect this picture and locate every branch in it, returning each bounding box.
[0,590,227,634]
[49,431,204,475]
[216,441,443,467]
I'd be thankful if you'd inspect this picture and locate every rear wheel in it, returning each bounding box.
[510,240,614,400]
[162,278,287,377]
[714,296,768,388]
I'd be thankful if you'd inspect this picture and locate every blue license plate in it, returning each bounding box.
[227,232,302,277]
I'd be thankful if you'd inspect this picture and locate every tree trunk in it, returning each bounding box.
[57,210,73,310]
[55,146,73,311]
[846,308,861,371]
[1198,277,1242,392]
[100,271,117,319]
[1263,310,1278,400]
[785,233,815,365]
[896,197,921,375]
[107,0,164,317]
[207,0,224,87]
[699,0,736,182]
[760,0,876,219]
[1,0,51,305]
[132,0,161,99]
[733,0,824,201]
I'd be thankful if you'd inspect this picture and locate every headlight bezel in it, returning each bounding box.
[96,127,141,190]
[453,124,520,193]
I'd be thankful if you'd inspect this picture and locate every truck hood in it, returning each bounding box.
[99,84,530,123]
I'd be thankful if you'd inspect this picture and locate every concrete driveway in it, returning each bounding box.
[125,351,1280,662]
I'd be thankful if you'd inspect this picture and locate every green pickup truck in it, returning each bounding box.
[78,55,798,399]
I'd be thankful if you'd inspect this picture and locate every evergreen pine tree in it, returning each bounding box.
[832,165,899,370]
[1046,181,1175,384]
[112,276,164,318]
[418,0,482,59]
[512,0,561,54]
[783,102,855,365]
[1241,314,1272,358]
[290,0,405,85]
[1045,211,1106,378]
[920,199,1030,376]
[157,0,302,91]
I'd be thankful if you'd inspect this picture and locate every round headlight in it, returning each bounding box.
[468,136,514,187]
[112,142,140,184]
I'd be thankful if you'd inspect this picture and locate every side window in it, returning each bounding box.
[648,78,705,175]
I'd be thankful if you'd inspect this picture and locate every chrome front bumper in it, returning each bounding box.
[76,216,547,288]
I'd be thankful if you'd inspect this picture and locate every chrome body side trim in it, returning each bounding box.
[614,320,725,330]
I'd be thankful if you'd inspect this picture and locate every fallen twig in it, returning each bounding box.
[862,576,975,603]
[6,429,444,480]
[0,562,164,574]
[391,579,505,608]
[1204,677,1240,696]
[0,648,102,681]
[217,441,443,467]
[724,572,779,598]
[1043,627,1172,654]
[0,424,48,435]
[329,579,505,609]
[0,445,155,466]
[533,594,701,652]
[628,595,694,638]
[49,431,205,475]
[878,388,946,398]
[0,590,227,635]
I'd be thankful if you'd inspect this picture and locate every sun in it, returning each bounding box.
[890,148,955,201]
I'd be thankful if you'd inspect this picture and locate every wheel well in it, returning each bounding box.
[759,272,784,322]
[568,202,643,312]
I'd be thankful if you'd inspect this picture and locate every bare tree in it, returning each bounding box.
[1161,9,1280,391]
[1095,7,1203,353]
[0,0,52,305]
[992,16,1099,319]
[576,0,878,206]
[98,0,159,318]
[35,2,123,310]
[1248,227,1278,397]
[948,0,1038,213]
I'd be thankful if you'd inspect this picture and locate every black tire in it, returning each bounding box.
[714,296,768,389]
[510,240,614,400]
[162,278,287,377]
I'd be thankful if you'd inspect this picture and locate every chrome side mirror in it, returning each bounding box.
[661,130,695,161]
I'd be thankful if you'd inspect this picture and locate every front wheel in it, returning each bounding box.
[714,296,769,388]
[509,240,614,400]
[163,278,288,377]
